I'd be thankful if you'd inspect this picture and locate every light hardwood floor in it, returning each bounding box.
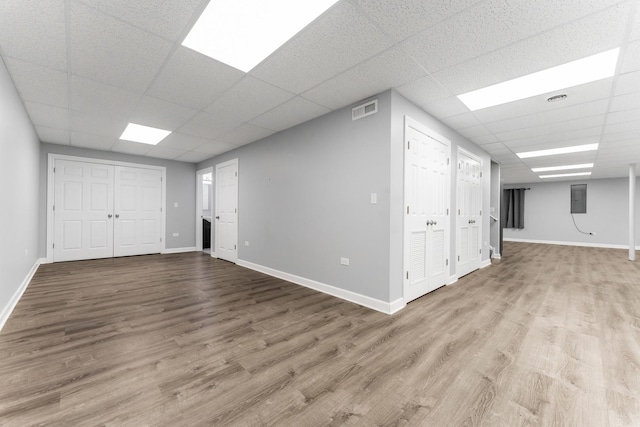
[1,242,639,426]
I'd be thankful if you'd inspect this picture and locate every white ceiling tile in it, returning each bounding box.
[0,0,67,70]
[68,1,173,92]
[432,3,630,94]
[302,47,427,110]
[471,79,614,123]
[70,76,141,120]
[76,0,202,40]
[604,119,640,134]
[148,47,245,110]
[481,142,513,155]
[157,132,208,151]
[145,145,187,160]
[396,75,452,107]
[193,142,235,156]
[250,1,394,94]
[110,139,153,156]
[216,124,276,147]
[249,97,331,132]
[458,125,494,139]
[620,39,640,73]
[129,96,198,131]
[606,108,640,125]
[353,0,484,42]
[69,111,126,138]
[615,70,640,96]
[177,111,243,139]
[610,92,640,112]
[500,128,602,149]
[420,96,470,119]
[4,58,68,108]
[36,126,70,145]
[470,135,500,145]
[485,99,609,134]
[495,116,605,142]
[70,131,116,151]
[205,76,295,122]
[24,102,68,129]
[174,151,213,163]
[442,113,482,130]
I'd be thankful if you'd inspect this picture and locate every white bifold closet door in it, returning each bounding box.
[456,151,482,278]
[53,160,162,262]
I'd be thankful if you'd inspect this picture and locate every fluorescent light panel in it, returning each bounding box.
[182,0,340,72]
[120,123,171,145]
[540,172,592,179]
[531,163,594,172]
[458,48,620,111]
[517,143,599,159]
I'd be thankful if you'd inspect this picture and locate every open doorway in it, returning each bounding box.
[196,167,213,255]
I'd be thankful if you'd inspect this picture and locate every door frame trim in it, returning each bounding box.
[195,167,214,254]
[46,153,167,263]
[214,158,239,263]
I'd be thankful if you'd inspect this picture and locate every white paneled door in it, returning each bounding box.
[215,159,238,263]
[54,160,114,262]
[404,117,451,303]
[53,159,162,262]
[456,150,483,278]
[113,166,162,257]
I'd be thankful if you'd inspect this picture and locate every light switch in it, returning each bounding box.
[174,202,179,208]
[370,193,377,204]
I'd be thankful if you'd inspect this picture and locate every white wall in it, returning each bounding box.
[0,57,41,327]
[503,178,640,248]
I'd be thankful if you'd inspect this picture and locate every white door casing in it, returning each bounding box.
[53,159,114,262]
[456,149,483,278]
[403,117,451,303]
[215,159,238,263]
[48,155,166,262]
[195,167,214,253]
[113,166,162,257]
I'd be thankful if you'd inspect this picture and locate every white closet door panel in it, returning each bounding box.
[215,159,238,263]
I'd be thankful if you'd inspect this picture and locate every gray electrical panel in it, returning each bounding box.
[571,184,587,214]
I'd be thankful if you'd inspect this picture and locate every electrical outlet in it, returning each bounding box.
[173,232,179,237]
[174,202,179,208]
[340,257,350,266]
[245,241,249,246]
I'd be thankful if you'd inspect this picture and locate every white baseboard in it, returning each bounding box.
[236,259,402,315]
[480,259,492,269]
[0,258,42,332]
[162,247,197,254]
[492,253,502,259]
[448,274,458,285]
[504,238,640,250]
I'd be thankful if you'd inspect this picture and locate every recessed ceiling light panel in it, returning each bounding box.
[458,48,620,111]
[531,163,594,172]
[517,143,599,159]
[120,123,171,145]
[183,0,340,72]
[540,172,592,179]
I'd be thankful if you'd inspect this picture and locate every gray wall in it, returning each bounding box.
[198,92,393,302]
[39,143,197,256]
[503,178,640,247]
[389,91,492,300]
[0,57,41,316]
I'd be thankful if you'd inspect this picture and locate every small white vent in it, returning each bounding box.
[352,99,378,121]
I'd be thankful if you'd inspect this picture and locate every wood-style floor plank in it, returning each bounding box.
[1,242,640,426]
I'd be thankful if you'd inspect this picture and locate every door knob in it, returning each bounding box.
[433,220,437,225]
[108,214,112,219]
[215,216,220,220]
[115,214,120,219]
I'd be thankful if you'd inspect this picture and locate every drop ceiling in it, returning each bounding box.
[0,0,638,183]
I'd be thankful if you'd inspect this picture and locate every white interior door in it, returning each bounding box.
[53,160,114,262]
[113,166,162,257]
[457,150,482,277]
[215,159,238,263]
[404,117,450,303]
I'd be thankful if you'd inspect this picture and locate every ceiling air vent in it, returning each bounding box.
[352,99,378,121]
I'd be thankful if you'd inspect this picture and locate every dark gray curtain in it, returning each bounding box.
[503,188,525,229]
